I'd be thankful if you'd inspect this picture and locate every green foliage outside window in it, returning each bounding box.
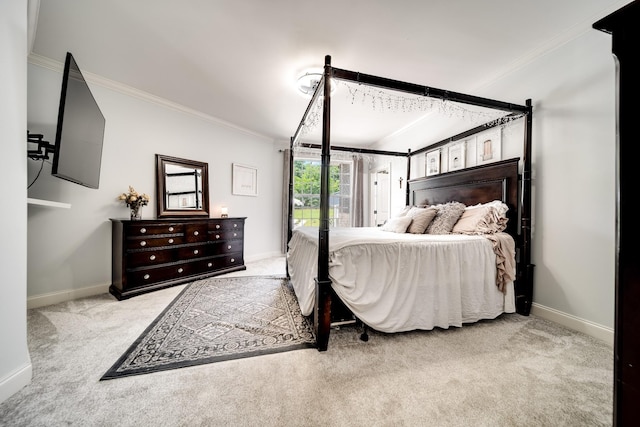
[293,160,340,208]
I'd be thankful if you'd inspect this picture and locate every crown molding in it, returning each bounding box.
[27,0,40,55]
[27,53,273,142]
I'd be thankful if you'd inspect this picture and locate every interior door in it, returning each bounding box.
[371,167,390,226]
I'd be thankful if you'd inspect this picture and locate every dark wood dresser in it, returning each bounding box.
[110,217,246,300]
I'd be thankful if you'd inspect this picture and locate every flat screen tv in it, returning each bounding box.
[51,52,105,189]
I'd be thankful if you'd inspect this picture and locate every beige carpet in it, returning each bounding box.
[0,257,613,426]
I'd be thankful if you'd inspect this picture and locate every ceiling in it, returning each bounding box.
[28,0,627,149]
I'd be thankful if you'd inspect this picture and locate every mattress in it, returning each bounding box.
[287,226,516,333]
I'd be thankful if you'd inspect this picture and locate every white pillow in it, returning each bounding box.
[380,216,413,233]
[452,205,492,234]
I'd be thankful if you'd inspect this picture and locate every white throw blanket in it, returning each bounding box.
[287,227,516,333]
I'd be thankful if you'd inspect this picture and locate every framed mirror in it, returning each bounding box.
[155,154,210,218]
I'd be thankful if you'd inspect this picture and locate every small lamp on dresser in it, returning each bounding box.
[220,206,228,218]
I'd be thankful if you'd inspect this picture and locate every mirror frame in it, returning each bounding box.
[155,154,210,218]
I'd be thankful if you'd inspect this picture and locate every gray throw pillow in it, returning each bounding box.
[426,202,466,234]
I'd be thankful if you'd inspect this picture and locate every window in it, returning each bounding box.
[292,158,352,228]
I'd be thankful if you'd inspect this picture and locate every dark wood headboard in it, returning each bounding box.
[408,158,520,238]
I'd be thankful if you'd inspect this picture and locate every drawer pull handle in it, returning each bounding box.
[207,262,213,267]
[227,245,232,250]
[194,231,199,236]
[143,274,150,280]
[216,224,221,229]
[230,258,235,263]
[233,224,238,228]
[215,234,220,239]
[149,255,156,261]
[140,241,146,247]
[140,228,146,234]
[177,268,183,273]
[193,249,199,255]
[233,233,237,237]
[169,226,174,232]
[168,238,174,244]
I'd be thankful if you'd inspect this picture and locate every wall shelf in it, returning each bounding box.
[27,198,71,209]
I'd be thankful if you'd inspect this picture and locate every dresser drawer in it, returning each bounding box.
[209,240,244,256]
[197,253,243,271]
[125,223,184,236]
[184,223,208,243]
[127,243,208,268]
[127,248,176,268]
[126,235,184,249]
[126,262,198,287]
[209,229,244,241]
[219,253,244,269]
[176,243,208,260]
[209,220,244,232]
[124,254,243,289]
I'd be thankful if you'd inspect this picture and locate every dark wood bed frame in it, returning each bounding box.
[408,159,519,238]
[289,55,533,351]
[408,157,532,313]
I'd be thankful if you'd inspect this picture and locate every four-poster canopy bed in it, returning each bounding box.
[287,55,533,351]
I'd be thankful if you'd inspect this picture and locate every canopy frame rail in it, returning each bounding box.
[289,54,533,351]
[331,67,529,114]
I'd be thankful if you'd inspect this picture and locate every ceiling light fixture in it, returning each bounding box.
[297,71,336,97]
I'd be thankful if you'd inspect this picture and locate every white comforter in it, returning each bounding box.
[287,226,515,333]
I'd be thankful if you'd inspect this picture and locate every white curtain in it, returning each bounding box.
[281,149,291,253]
[351,155,364,227]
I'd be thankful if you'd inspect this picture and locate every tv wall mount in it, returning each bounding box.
[27,131,55,160]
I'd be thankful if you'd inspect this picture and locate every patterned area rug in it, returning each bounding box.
[101,275,316,380]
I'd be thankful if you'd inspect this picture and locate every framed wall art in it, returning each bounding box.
[232,163,258,196]
[476,129,502,165]
[447,141,466,171]
[425,149,441,176]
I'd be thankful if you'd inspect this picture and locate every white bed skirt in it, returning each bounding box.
[287,227,515,333]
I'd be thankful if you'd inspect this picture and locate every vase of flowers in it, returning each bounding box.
[118,186,150,220]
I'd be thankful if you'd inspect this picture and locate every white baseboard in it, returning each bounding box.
[531,303,614,347]
[26,255,285,309]
[244,251,285,263]
[0,363,32,404]
[27,283,110,309]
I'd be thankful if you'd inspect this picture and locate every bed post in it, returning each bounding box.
[405,149,412,205]
[518,99,534,315]
[314,55,333,351]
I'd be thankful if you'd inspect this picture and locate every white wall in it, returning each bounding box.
[27,61,284,304]
[478,29,616,335]
[380,28,617,341]
[0,0,33,404]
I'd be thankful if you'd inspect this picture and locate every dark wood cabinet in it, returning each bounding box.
[110,217,246,300]
[594,2,640,424]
